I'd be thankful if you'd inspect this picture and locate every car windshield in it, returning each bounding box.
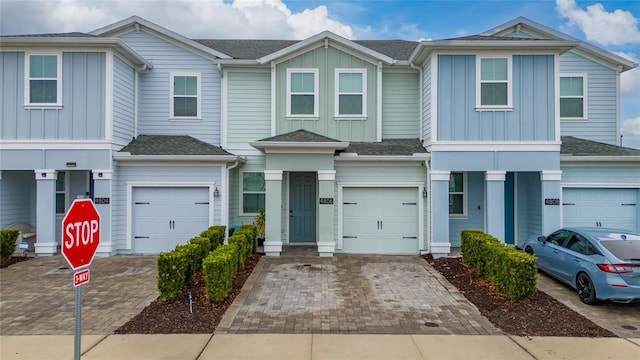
[599,240,640,261]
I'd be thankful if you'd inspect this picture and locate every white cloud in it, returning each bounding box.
[555,0,640,46]
[0,0,353,40]
[621,117,640,149]
[613,51,640,96]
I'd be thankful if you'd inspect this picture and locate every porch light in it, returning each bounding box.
[422,188,427,198]
[214,186,220,197]
[66,162,77,168]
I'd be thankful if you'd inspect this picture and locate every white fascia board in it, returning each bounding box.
[560,155,640,164]
[89,15,232,60]
[258,31,394,65]
[112,154,238,162]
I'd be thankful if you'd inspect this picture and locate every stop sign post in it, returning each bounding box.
[62,198,100,360]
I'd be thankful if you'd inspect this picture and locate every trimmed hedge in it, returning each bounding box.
[157,250,189,301]
[203,243,240,301]
[174,243,201,284]
[239,224,258,253]
[0,230,19,258]
[460,230,537,300]
[200,226,226,252]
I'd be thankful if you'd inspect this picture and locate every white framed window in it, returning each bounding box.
[25,52,62,107]
[449,172,467,217]
[476,56,512,110]
[170,72,201,119]
[241,171,265,215]
[335,69,366,117]
[56,171,68,215]
[286,68,319,117]
[560,74,587,120]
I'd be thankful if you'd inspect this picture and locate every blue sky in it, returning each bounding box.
[1,0,639,147]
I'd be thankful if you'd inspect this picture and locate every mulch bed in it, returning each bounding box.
[0,256,32,268]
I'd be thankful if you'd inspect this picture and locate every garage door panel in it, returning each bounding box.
[563,188,637,232]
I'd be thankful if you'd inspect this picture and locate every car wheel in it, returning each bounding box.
[524,246,534,256]
[576,272,598,305]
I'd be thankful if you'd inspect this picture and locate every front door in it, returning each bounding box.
[504,172,515,245]
[289,172,316,243]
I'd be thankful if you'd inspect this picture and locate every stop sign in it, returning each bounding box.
[62,199,101,270]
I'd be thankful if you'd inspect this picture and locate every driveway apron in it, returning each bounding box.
[217,255,501,335]
[0,255,158,335]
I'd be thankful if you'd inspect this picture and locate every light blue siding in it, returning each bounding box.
[431,151,559,172]
[111,165,223,252]
[449,172,484,246]
[0,171,36,228]
[1,52,106,140]
[226,72,271,148]
[516,172,542,246]
[560,52,618,144]
[119,31,221,144]
[112,55,135,144]
[0,149,111,170]
[422,56,432,144]
[437,54,555,142]
[561,166,640,184]
[381,71,419,139]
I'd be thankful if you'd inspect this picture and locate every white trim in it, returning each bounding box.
[554,55,561,142]
[317,170,336,181]
[134,68,139,138]
[271,62,277,136]
[34,169,56,180]
[561,182,640,188]
[377,62,383,142]
[334,68,367,118]
[0,140,121,150]
[540,170,562,181]
[221,68,228,148]
[559,73,588,121]
[286,68,319,118]
[476,55,512,110]
[336,182,425,251]
[169,71,202,120]
[91,169,113,180]
[24,51,62,107]
[105,51,114,141]
[616,66,622,145]
[125,182,215,250]
[240,170,267,216]
[263,170,283,181]
[429,141,560,152]
[431,54,438,144]
[485,170,506,181]
[430,170,451,181]
[0,171,2,180]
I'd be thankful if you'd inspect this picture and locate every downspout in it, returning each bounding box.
[424,159,431,254]
[410,62,424,143]
[134,69,139,138]
[616,65,622,146]
[224,159,242,244]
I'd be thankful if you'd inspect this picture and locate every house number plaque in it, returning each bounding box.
[544,198,560,206]
[319,198,334,205]
[94,197,110,204]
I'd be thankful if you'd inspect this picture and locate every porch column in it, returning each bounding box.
[264,170,283,256]
[485,171,506,242]
[430,170,451,257]
[540,170,562,236]
[92,170,113,256]
[34,170,58,255]
[317,170,336,257]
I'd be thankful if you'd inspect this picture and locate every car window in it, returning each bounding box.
[547,231,571,246]
[564,234,592,255]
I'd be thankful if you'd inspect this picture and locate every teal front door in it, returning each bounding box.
[289,172,316,243]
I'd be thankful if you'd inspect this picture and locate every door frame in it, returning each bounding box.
[337,182,425,251]
[288,172,317,243]
[126,182,216,250]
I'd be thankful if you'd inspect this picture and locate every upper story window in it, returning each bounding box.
[170,72,201,119]
[477,56,512,110]
[335,69,366,117]
[560,74,587,120]
[287,69,318,117]
[449,172,466,217]
[241,171,265,215]
[26,53,62,107]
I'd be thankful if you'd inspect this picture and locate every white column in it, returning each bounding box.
[34,170,58,255]
[485,171,506,242]
[263,170,283,256]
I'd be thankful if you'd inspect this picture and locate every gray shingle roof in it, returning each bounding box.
[2,32,97,38]
[442,35,544,41]
[119,135,234,156]
[257,129,342,143]
[561,136,640,157]
[342,139,427,156]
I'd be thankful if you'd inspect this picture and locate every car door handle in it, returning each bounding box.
[573,258,580,262]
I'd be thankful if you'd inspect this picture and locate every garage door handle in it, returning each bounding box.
[195,202,209,205]
[134,236,150,239]
[562,203,575,206]
[135,202,150,205]
[621,203,636,206]
[402,202,417,205]
[403,236,417,239]
[344,202,357,205]
[344,236,358,239]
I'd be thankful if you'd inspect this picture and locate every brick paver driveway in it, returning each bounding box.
[0,255,158,335]
[217,254,501,335]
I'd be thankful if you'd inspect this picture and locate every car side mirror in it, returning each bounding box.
[537,236,546,243]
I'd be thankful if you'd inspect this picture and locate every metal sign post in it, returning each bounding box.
[74,284,83,360]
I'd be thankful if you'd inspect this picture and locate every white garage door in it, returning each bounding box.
[133,187,210,254]
[563,188,638,233]
[342,187,419,254]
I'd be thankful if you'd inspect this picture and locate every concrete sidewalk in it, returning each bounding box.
[1,334,639,359]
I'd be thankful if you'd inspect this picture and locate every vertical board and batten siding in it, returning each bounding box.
[226,72,271,148]
[0,171,36,228]
[381,71,419,139]
[516,172,542,246]
[119,31,221,144]
[275,46,377,142]
[437,54,555,142]
[112,55,136,144]
[559,52,617,145]
[448,172,485,246]
[422,56,432,144]
[111,165,222,252]
[1,51,106,140]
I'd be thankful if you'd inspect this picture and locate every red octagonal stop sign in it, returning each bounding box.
[62,199,101,270]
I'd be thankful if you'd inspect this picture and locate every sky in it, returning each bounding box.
[1,0,639,148]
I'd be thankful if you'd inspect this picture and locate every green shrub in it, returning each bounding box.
[203,243,239,302]
[157,251,189,301]
[200,226,226,252]
[228,233,249,269]
[239,225,258,253]
[460,229,537,300]
[0,230,19,258]
[174,243,200,283]
[189,236,211,264]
